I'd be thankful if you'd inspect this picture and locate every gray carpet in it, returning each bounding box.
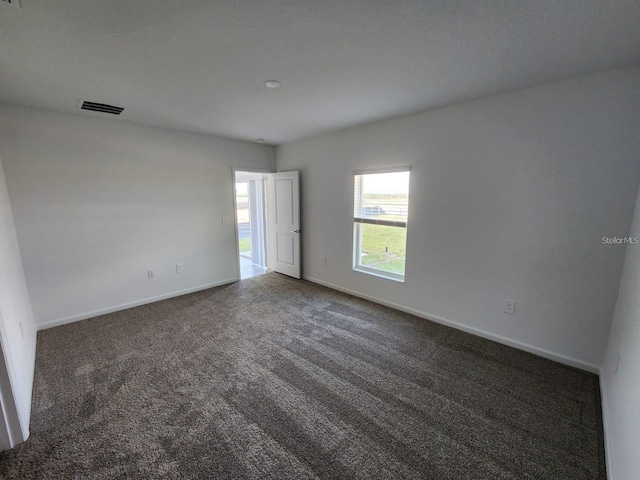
[0,273,606,479]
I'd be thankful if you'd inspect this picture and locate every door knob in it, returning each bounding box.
[291,229,301,233]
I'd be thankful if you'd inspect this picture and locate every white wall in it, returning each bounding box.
[601,184,640,480]
[277,67,640,370]
[0,154,37,444]
[0,104,275,328]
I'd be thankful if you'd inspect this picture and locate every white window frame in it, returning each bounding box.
[353,167,410,283]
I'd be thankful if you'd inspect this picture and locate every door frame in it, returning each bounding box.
[0,311,26,450]
[231,168,272,280]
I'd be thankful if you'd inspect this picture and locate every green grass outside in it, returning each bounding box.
[359,223,406,274]
[239,237,251,253]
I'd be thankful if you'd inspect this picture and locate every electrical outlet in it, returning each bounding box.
[504,300,516,314]
[176,263,184,273]
[19,321,24,339]
[148,270,155,279]
[322,257,327,266]
[615,353,620,374]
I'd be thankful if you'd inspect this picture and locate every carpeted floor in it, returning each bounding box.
[0,273,606,479]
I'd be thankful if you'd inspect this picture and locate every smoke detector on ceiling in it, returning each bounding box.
[79,100,124,116]
[1,0,22,8]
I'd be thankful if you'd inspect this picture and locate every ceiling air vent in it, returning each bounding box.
[1,0,22,8]
[80,101,124,115]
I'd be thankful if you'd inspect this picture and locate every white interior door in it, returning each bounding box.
[267,171,301,279]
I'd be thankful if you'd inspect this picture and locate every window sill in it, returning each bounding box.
[353,266,405,283]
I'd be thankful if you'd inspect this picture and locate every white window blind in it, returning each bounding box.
[354,169,410,228]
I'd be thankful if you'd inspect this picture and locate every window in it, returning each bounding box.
[353,168,410,282]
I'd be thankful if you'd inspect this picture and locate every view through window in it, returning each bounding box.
[353,168,410,281]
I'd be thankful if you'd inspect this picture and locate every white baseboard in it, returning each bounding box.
[303,275,601,374]
[600,382,615,480]
[37,278,238,331]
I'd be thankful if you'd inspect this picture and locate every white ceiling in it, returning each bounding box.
[1,1,639,145]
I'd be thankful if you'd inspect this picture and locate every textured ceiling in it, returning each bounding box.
[1,1,639,145]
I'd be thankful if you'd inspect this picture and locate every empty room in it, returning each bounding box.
[1,1,639,479]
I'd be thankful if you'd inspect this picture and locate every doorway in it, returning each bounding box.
[234,171,268,279]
